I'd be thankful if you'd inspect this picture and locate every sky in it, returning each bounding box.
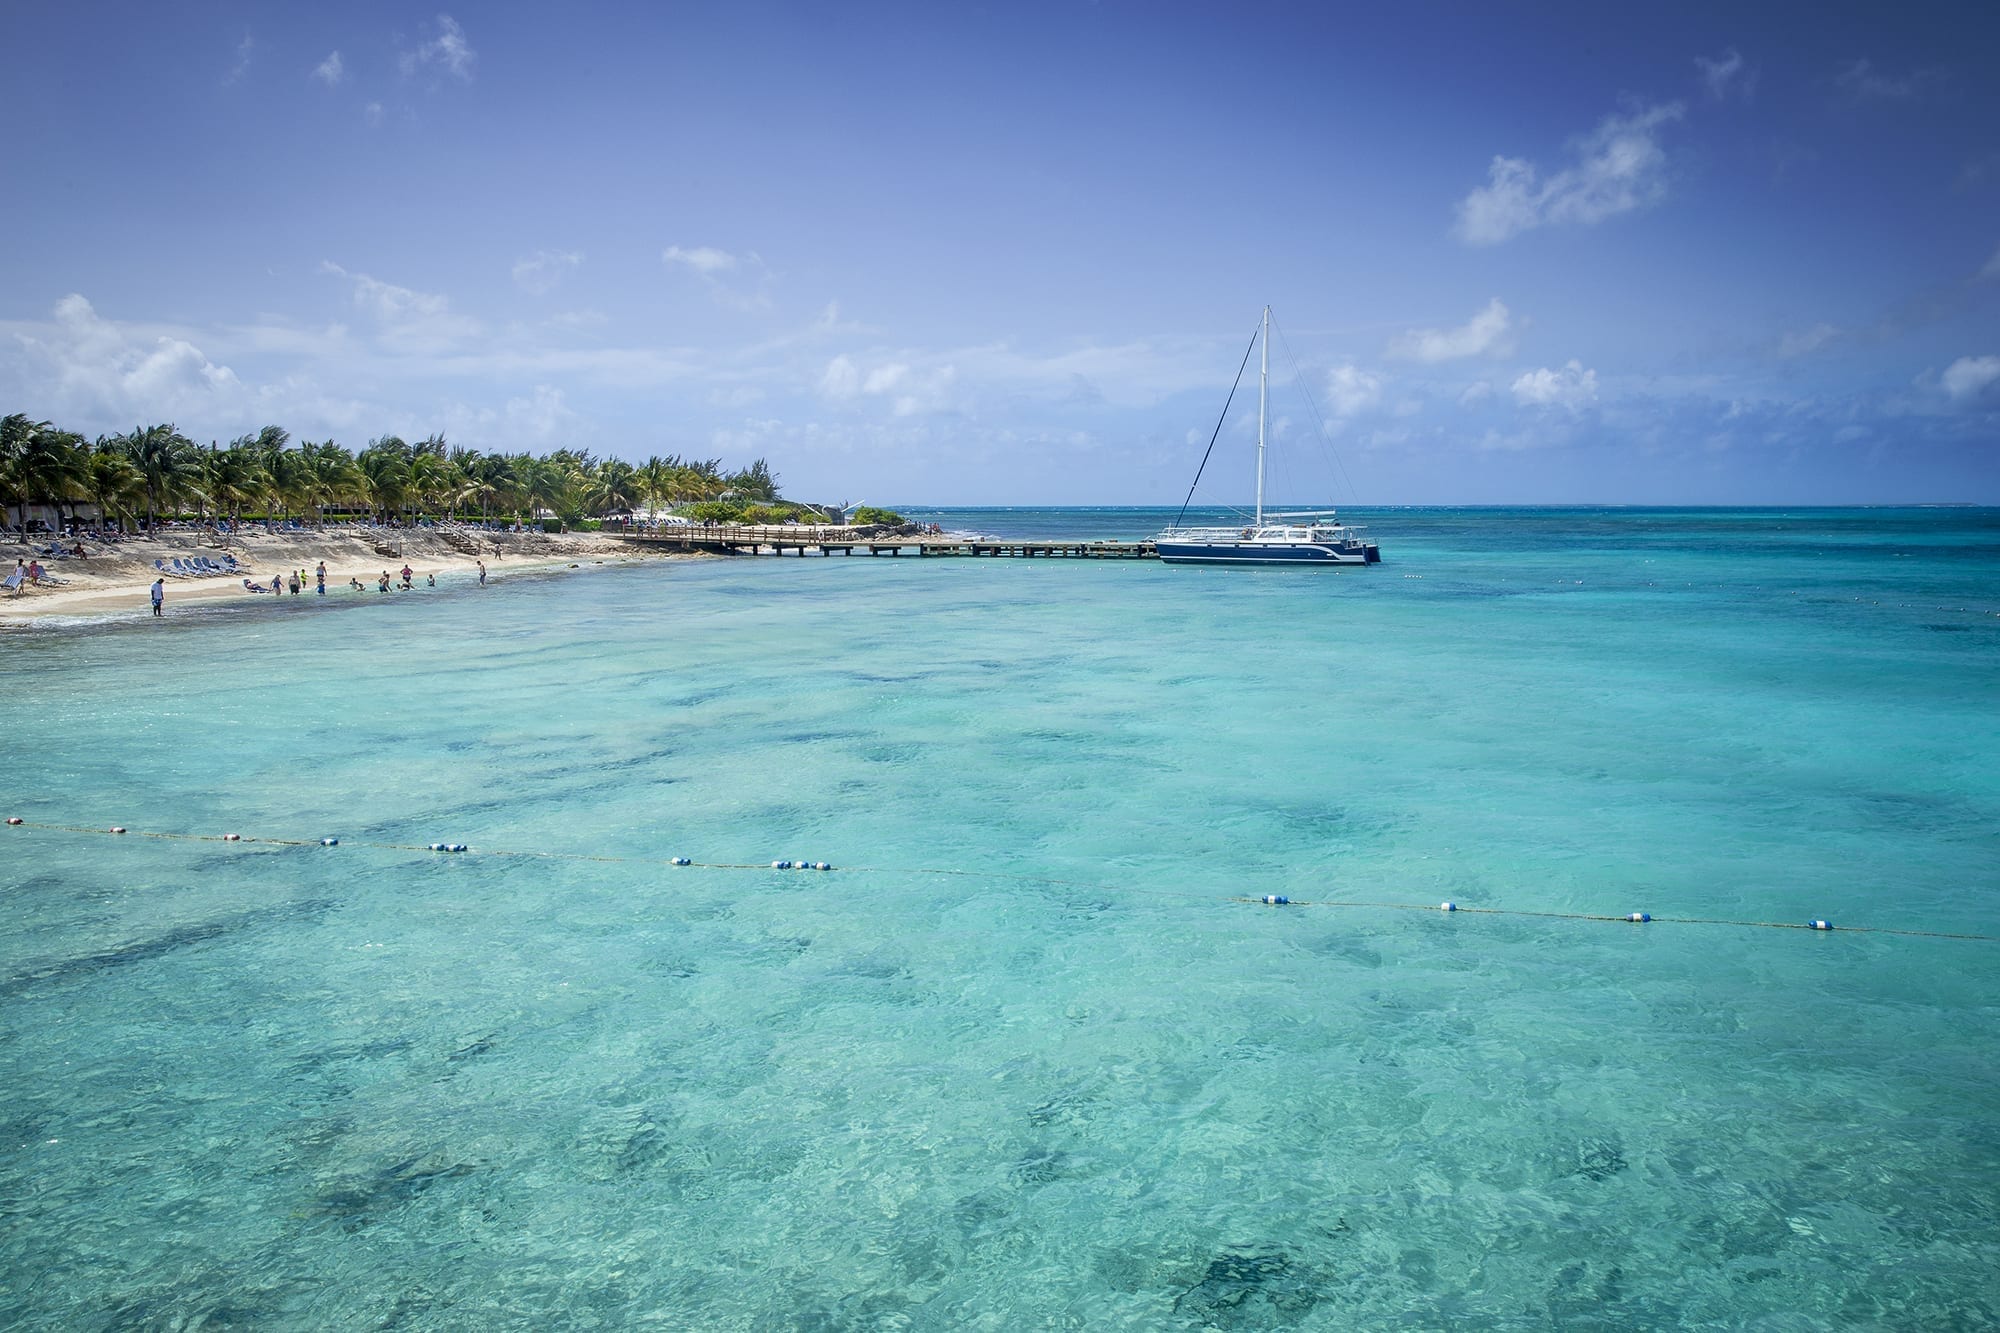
[2,1,1996,506]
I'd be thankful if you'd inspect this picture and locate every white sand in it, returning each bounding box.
[1,526,689,627]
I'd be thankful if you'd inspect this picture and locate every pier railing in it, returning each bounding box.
[616,525,1158,559]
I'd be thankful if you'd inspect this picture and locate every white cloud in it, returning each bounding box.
[820,355,860,398]
[662,246,774,311]
[1776,323,1840,358]
[312,51,344,87]
[1835,59,1940,101]
[817,354,955,414]
[0,295,242,426]
[662,246,738,275]
[1456,102,1685,245]
[1512,360,1598,410]
[512,250,582,295]
[1940,355,2000,402]
[1695,48,1753,101]
[1389,298,1513,361]
[401,14,476,82]
[1326,364,1384,416]
[1458,381,1494,406]
[320,261,481,351]
[863,363,908,395]
[364,102,385,127]
[227,31,255,84]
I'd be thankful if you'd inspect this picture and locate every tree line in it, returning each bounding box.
[0,415,787,532]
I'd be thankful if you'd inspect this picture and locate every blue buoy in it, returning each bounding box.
[814,861,831,871]
[772,860,791,869]
[1809,919,1834,931]
[671,856,690,866]
[428,843,444,851]
[450,844,468,853]
[1627,912,1651,923]
[321,838,339,846]
[1441,901,1457,912]
[1262,894,1290,906]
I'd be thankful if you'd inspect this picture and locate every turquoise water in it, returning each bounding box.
[3,508,1998,1328]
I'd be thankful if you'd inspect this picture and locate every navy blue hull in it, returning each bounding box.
[1157,541,1370,566]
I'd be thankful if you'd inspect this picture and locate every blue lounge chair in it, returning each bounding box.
[3,570,23,595]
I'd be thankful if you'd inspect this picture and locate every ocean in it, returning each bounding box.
[3,507,1997,1327]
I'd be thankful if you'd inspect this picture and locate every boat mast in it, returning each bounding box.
[1255,305,1268,526]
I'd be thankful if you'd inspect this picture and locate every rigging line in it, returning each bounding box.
[1172,320,1262,529]
[1271,313,1362,508]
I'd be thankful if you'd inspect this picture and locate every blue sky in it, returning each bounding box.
[2,1,1996,504]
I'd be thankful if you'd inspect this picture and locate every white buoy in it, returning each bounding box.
[1441,901,1457,912]
[1262,894,1289,906]
[671,856,691,866]
[1627,912,1651,923]
[109,826,127,834]
[321,838,339,846]
[5,817,21,826]
[223,833,241,842]
[772,860,790,869]
[1809,919,1833,931]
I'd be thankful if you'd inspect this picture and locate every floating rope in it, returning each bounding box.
[5,818,1994,943]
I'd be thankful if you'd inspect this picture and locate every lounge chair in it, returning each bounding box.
[220,554,241,571]
[3,570,23,595]
[169,558,198,577]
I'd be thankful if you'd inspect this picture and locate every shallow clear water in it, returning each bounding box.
[3,508,1998,1328]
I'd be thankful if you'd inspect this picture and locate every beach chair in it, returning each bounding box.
[219,554,241,571]
[169,558,197,577]
[3,570,23,595]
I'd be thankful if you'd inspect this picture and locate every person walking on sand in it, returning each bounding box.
[150,578,164,617]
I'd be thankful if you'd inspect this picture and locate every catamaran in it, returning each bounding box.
[1156,306,1381,566]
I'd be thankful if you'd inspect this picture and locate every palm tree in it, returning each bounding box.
[727,457,780,501]
[85,444,145,530]
[209,440,269,527]
[358,438,412,523]
[116,424,204,531]
[1,414,51,533]
[588,458,639,517]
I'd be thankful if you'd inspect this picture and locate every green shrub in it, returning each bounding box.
[541,518,564,533]
[851,506,903,525]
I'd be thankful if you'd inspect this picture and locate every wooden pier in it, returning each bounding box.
[616,525,1158,560]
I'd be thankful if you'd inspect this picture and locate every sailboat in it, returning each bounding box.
[1155,306,1381,566]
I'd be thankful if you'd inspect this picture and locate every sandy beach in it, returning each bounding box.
[0,525,682,627]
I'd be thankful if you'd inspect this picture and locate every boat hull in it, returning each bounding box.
[1156,540,1372,566]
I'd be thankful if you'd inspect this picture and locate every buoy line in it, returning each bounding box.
[1229,896,1998,943]
[5,817,1994,943]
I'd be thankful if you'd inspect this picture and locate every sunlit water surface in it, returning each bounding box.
[3,508,1997,1328]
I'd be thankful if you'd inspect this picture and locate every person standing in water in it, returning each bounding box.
[476,559,487,586]
[150,578,164,617]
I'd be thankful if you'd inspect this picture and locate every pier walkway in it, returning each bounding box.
[617,525,1158,559]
